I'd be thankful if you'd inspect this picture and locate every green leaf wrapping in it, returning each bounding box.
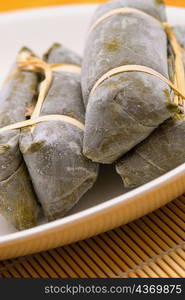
[116,26,185,188]
[81,0,174,164]
[0,49,39,230]
[20,44,99,221]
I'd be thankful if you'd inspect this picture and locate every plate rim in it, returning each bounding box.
[1,161,185,245]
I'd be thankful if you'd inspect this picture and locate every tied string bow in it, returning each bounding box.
[0,49,84,134]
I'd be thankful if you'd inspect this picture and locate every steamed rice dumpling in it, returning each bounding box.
[116,26,185,188]
[81,0,176,164]
[0,48,39,230]
[20,44,99,221]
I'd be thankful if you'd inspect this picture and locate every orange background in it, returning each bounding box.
[0,0,184,12]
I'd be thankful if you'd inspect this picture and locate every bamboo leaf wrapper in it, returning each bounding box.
[0,48,39,230]
[82,0,175,164]
[20,44,99,221]
[116,26,185,188]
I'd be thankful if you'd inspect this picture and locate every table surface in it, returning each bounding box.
[0,0,185,278]
[0,0,184,12]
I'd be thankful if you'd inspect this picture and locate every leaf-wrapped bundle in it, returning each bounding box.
[0,48,39,230]
[116,27,185,188]
[82,0,174,164]
[20,44,99,221]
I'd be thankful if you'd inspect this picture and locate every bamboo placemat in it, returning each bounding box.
[0,195,184,278]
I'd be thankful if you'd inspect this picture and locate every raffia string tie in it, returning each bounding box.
[0,115,85,133]
[90,65,185,99]
[89,7,161,33]
[89,7,185,110]
[0,50,84,134]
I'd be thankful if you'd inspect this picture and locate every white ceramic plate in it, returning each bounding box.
[0,4,185,260]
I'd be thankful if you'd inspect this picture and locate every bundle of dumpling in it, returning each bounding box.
[20,44,99,221]
[116,26,185,188]
[82,0,180,164]
[0,48,39,230]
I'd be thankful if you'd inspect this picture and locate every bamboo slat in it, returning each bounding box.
[0,195,184,278]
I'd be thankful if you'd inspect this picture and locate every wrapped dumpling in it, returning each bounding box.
[20,44,99,221]
[81,0,176,164]
[0,48,39,230]
[116,26,185,188]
